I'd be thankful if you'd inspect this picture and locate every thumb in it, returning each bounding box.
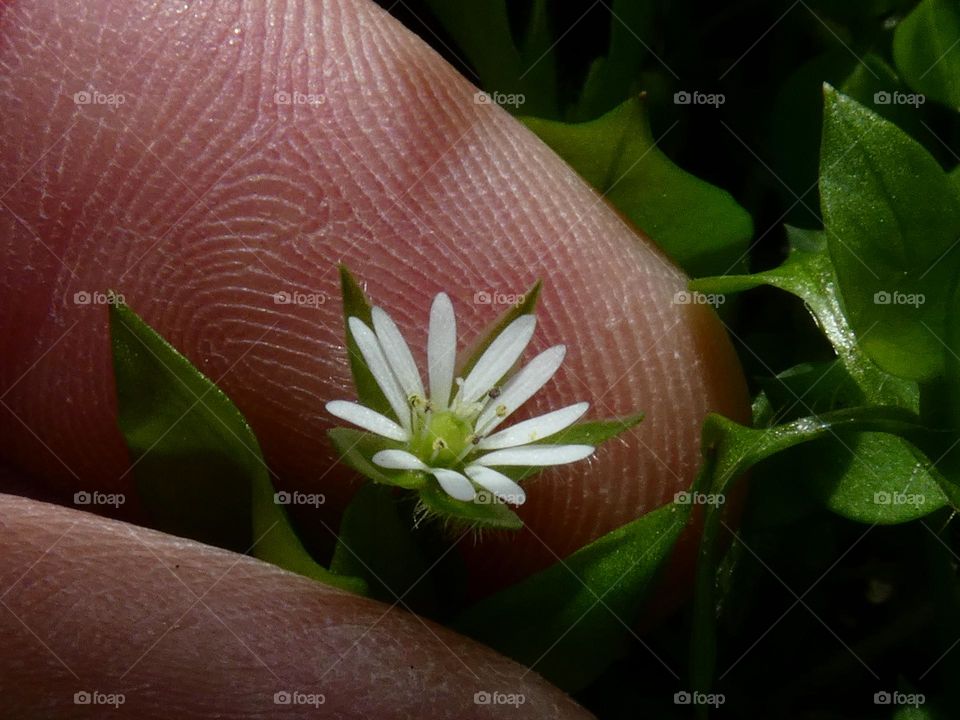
[0,492,593,718]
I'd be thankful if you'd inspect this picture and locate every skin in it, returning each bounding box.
[0,0,750,715]
[0,492,593,718]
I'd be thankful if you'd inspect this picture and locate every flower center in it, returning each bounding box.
[411,410,474,467]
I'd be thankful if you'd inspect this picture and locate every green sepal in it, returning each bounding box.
[327,427,427,491]
[418,485,523,530]
[457,280,542,378]
[339,265,392,416]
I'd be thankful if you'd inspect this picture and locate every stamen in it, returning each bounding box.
[454,444,476,464]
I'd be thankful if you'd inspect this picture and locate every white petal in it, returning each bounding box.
[326,400,409,441]
[372,449,428,471]
[478,402,589,450]
[371,306,425,399]
[428,293,457,410]
[475,444,595,467]
[458,315,536,404]
[348,317,410,431]
[465,465,526,505]
[475,345,566,434]
[429,468,476,502]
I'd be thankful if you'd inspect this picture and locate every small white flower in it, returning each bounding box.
[327,293,593,504]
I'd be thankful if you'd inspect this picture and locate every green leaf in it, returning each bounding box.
[693,227,918,410]
[453,500,689,691]
[819,86,960,380]
[524,96,753,277]
[755,360,950,521]
[806,432,949,523]
[757,360,871,418]
[330,484,436,610]
[110,301,365,594]
[894,0,960,110]
[339,266,391,417]
[950,162,960,183]
[689,407,932,701]
[693,230,955,519]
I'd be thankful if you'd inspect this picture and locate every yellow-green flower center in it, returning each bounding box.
[410,410,474,468]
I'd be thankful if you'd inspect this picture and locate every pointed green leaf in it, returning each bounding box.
[110,301,365,594]
[453,500,689,691]
[807,432,949,523]
[524,97,753,277]
[819,86,960,380]
[693,226,918,411]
